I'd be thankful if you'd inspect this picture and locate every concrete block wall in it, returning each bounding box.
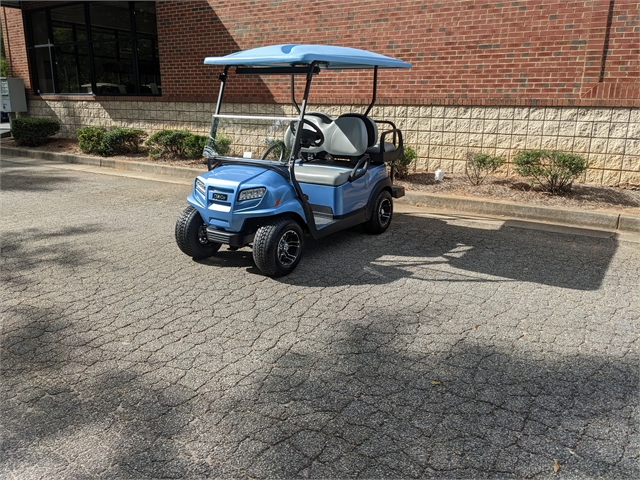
[26,99,640,186]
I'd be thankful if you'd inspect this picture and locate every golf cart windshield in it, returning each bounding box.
[205,115,298,163]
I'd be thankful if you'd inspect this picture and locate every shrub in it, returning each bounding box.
[203,134,231,158]
[465,151,506,186]
[148,130,231,159]
[513,149,587,194]
[146,129,191,158]
[11,117,60,146]
[77,126,105,155]
[76,126,146,156]
[99,127,146,156]
[262,137,291,161]
[213,135,231,157]
[393,145,417,179]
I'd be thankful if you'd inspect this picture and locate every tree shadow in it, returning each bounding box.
[0,305,207,478]
[1,225,103,287]
[225,312,639,478]
[0,162,76,192]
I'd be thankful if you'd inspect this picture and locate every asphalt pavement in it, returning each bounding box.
[1,155,639,479]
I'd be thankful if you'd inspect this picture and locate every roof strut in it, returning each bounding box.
[364,66,378,116]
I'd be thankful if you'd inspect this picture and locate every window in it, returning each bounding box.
[26,1,161,96]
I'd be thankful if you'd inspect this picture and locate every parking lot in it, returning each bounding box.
[1,157,638,479]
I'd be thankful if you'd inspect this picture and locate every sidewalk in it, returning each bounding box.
[2,143,639,234]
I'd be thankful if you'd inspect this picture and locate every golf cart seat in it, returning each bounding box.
[338,113,404,164]
[286,114,369,160]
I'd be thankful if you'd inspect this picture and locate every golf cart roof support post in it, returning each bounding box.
[291,75,300,114]
[289,62,319,234]
[364,66,378,116]
[214,66,230,115]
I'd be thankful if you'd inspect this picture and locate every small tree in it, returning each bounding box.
[513,149,587,194]
[465,152,505,186]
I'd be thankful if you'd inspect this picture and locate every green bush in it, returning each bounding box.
[393,145,417,179]
[262,137,291,161]
[465,151,506,186]
[76,126,146,156]
[183,134,208,159]
[11,117,61,147]
[77,126,105,155]
[213,135,231,157]
[146,129,191,158]
[513,149,587,194]
[100,127,146,156]
[147,130,230,159]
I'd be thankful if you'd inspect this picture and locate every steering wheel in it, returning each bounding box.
[261,140,287,161]
[348,156,370,182]
[289,119,324,148]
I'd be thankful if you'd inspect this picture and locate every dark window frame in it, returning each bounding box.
[24,1,161,97]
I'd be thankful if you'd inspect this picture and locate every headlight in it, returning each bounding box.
[195,178,206,196]
[238,187,266,201]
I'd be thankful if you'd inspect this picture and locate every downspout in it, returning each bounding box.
[598,0,615,83]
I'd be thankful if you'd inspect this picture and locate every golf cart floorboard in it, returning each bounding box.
[313,211,338,228]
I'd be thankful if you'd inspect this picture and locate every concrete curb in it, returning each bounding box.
[3,144,639,233]
[398,192,640,232]
[1,145,204,180]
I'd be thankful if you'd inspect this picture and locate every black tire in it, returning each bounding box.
[253,218,304,277]
[363,190,393,234]
[175,206,221,259]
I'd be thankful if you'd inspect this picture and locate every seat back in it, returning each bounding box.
[325,116,368,158]
[339,113,378,148]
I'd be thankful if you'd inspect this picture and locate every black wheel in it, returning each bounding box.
[253,218,304,277]
[175,206,221,259]
[363,190,393,234]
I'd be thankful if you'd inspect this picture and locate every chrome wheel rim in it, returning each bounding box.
[378,198,392,227]
[277,229,301,267]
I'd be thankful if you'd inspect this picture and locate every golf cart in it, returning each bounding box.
[175,44,412,276]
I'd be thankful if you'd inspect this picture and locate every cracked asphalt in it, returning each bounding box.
[1,157,639,479]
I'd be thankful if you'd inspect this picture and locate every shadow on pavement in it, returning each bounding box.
[1,306,204,479]
[283,212,617,291]
[3,306,636,478]
[196,212,617,291]
[227,312,639,478]
[1,225,103,287]
[0,163,76,192]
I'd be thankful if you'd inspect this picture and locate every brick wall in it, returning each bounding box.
[6,1,640,186]
[155,0,639,107]
[1,6,30,89]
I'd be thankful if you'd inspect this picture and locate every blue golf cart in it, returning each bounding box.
[175,44,412,276]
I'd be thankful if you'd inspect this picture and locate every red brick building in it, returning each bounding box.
[2,0,639,185]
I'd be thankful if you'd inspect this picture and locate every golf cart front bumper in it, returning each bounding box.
[206,228,254,247]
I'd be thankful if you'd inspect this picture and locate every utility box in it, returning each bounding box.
[1,77,28,113]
